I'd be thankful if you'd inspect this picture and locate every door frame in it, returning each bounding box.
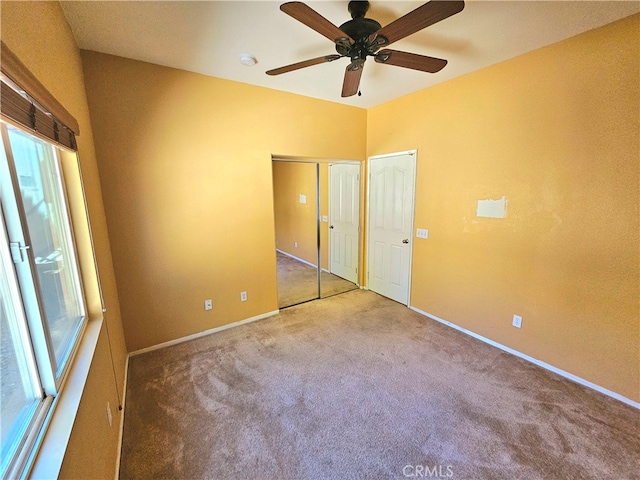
[365,150,417,306]
[328,161,362,286]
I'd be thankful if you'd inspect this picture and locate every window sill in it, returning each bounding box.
[26,314,103,479]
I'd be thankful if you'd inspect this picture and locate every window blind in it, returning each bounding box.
[0,41,78,150]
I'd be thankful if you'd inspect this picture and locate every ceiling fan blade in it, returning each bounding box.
[266,54,342,76]
[341,62,364,98]
[375,49,447,73]
[370,0,464,46]
[281,2,353,44]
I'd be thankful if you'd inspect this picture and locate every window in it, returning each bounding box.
[0,122,86,478]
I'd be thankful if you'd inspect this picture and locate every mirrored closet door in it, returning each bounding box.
[273,159,360,309]
[273,160,320,308]
[319,163,360,299]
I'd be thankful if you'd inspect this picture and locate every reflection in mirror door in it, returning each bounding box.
[320,163,360,298]
[272,161,320,308]
[273,159,361,309]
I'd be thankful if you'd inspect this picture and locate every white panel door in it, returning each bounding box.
[367,152,416,304]
[329,164,360,284]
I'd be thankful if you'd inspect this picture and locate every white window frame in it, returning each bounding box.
[0,120,89,479]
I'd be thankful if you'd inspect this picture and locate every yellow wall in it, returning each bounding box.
[80,51,367,352]
[0,1,128,478]
[273,161,318,266]
[367,14,639,401]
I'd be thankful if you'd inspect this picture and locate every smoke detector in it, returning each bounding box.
[239,54,257,66]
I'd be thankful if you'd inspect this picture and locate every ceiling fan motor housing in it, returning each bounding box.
[337,1,385,60]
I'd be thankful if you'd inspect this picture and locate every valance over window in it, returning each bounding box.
[1,41,79,150]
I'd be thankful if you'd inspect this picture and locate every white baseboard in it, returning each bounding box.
[276,249,317,269]
[409,305,640,410]
[114,354,129,480]
[129,310,280,357]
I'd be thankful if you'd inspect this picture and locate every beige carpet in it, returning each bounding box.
[120,290,639,479]
[276,251,357,308]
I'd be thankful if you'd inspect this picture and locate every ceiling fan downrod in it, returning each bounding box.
[348,1,369,19]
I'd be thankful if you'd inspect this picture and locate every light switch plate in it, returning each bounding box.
[322,215,328,222]
[416,228,429,239]
[299,194,307,204]
[512,315,522,328]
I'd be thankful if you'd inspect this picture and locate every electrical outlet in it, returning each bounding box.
[204,299,213,310]
[106,402,113,427]
[240,291,248,302]
[512,315,523,328]
[294,241,298,248]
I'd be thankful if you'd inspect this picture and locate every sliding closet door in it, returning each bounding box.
[272,161,320,308]
[320,162,360,298]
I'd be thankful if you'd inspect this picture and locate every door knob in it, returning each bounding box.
[402,239,409,244]
[330,225,334,229]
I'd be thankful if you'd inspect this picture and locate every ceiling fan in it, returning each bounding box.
[266,0,465,97]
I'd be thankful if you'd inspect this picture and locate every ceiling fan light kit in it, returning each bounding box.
[266,0,465,98]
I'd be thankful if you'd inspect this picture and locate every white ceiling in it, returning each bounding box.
[60,1,640,109]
